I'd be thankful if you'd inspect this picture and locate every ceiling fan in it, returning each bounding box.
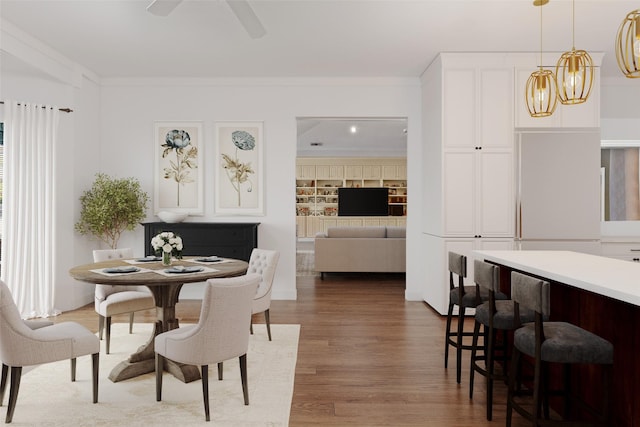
[146,0,266,39]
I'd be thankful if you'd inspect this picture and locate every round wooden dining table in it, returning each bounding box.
[69,256,248,383]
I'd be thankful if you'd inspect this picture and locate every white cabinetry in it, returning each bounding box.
[345,165,363,180]
[296,164,316,180]
[382,164,407,180]
[421,53,515,314]
[601,240,640,263]
[296,157,407,237]
[316,165,344,180]
[363,165,382,180]
[437,56,515,238]
[443,150,513,238]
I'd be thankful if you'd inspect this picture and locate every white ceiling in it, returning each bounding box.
[1,0,637,155]
[2,0,637,79]
[297,117,407,157]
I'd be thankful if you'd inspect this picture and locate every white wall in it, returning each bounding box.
[100,77,423,301]
[1,28,424,309]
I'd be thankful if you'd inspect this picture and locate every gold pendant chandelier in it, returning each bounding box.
[555,0,593,104]
[616,9,640,78]
[526,0,557,117]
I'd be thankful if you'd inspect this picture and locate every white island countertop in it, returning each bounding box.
[474,250,640,307]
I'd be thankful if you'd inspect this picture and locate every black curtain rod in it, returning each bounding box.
[0,101,73,113]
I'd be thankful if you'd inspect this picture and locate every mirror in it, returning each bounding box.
[601,141,640,221]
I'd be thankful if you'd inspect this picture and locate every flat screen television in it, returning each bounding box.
[338,187,389,216]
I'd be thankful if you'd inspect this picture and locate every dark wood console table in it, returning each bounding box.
[143,222,259,262]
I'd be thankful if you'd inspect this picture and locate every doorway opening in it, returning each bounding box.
[295,117,408,278]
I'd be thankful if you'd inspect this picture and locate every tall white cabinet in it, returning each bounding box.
[422,54,515,314]
[421,52,602,315]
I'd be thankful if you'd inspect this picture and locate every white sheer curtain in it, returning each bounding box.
[1,100,61,318]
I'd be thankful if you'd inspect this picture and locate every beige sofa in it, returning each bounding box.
[314,226,406,278]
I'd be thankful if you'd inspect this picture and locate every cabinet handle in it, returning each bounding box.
[630,249,640,252]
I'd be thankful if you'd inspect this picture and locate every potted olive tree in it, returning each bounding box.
[75,173,149,249]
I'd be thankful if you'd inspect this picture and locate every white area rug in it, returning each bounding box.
[6,323,299,426]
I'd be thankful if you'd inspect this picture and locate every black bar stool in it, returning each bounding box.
[444,252,506,384]
[469,260,533,420]
[506,271,613,427]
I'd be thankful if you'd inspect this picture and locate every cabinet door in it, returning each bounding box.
[396,164,407,180]
[296,165,316,179]
[443,152,476,236]
[345,165,363,179]
[476,151,514,237]
[363,165,382,180]
[363,218,381,226]
[316,165,345,180]
[296,216,307,237]
[382,164,407,180]
[320,218,337,233]
[443,150,513,237]
[601,242,640,262]
[443,68,476,150]
[479,68,513,150]
[306,217,321,237]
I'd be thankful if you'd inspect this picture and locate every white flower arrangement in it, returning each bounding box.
[151,231,183,259]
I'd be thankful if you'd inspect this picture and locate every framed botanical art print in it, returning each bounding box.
[153,121,204,215]
[214,121,264,215]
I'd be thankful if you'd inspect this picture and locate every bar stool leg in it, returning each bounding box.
[455,306,466,384]
[486,326,495,421]
[444,302,454,369]
[469,320,482,399]
[506,347,521,427]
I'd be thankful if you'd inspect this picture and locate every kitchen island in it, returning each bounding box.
[474,250,640,427]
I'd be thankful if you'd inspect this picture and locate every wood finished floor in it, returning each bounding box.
[56,272,530,426]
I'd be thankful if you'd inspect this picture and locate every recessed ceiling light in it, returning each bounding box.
[350,125,357,134]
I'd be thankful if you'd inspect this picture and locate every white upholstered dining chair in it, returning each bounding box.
[155,273,260,422]
[247,248,280,341]
[0,279,100,423]
[93,248,155,354]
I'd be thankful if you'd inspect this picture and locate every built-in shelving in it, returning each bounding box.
[296,158,407,237]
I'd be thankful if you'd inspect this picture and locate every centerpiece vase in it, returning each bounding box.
[162,251,172,266]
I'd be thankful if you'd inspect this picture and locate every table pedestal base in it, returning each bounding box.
[108,319,201,383]
[108,357,201,383]
[108,358,155,382]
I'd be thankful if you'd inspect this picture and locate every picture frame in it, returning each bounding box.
[214,121,264,215]
[153,121,204,215]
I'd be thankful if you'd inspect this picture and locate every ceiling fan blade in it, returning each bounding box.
[225,0,266,39]
[146,0,184,17]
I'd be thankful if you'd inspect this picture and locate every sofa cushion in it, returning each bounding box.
[327,226,386,238]
[386,226,406,238]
